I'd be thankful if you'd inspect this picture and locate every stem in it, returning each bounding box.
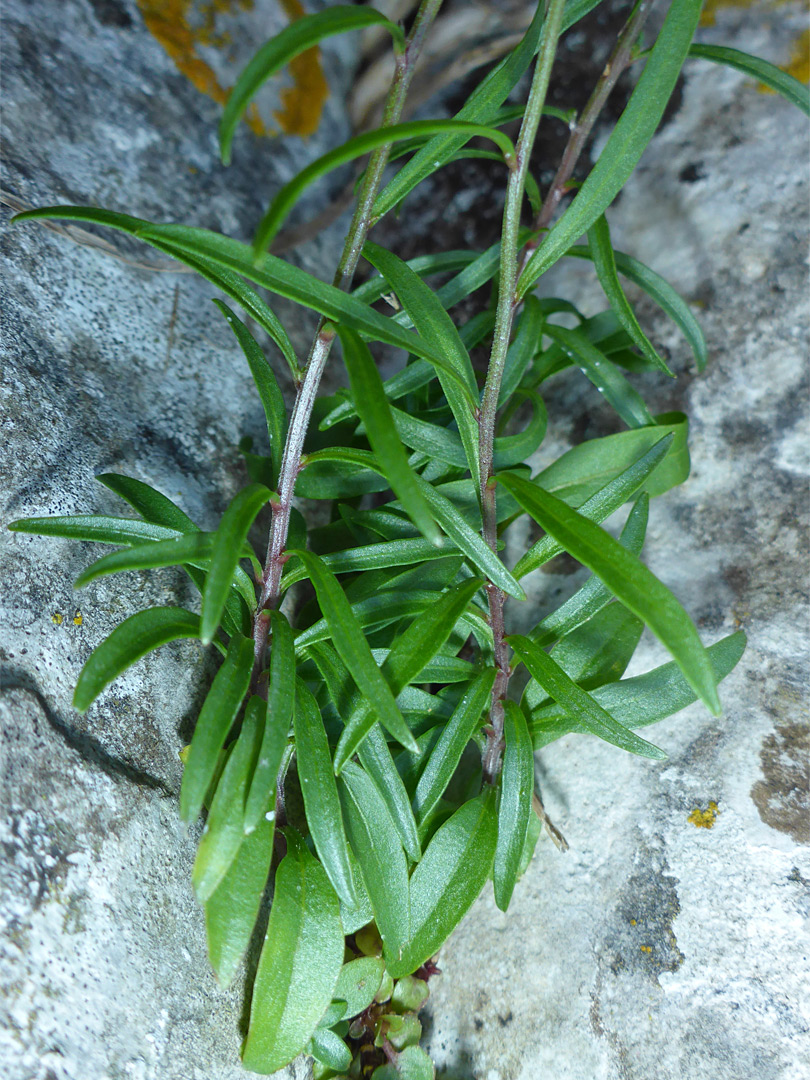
[251,0,445,685]
[479,0,566,783]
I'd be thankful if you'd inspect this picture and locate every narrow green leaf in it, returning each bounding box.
[201,484,269,643]
[493,389,548,469]
[180,634,255,823]
[255,120,516,253]
[500,473,721,714]
[213,301,289,484]
[338,762,410,965]
[244,614,293,832]
[390,790,497,978]
[295,589,435,652]
[362,241,481,491]
[412,669,496,830]
[8,514,180,546]
[518,0,705,296]
[527,631,746,749]
[72,607,201,713]
[96,473,198,532]
[493,701,535,911]
[334,578,484,771]
[192,694,264,901]
[588,215,672,375]
[290,550,416,753]
[204,809,274,988]
[294,679,357,907]
[337,325,440,544]
[687,43,810,117]
[531,494,649,648]
[332,955,385,1019]
[544,323,655,428]
[513,432,675,579]
[509,634,665,759]
[499,296,545,405]
[219,6,404,164]
[74,533,216,587]
[242,832,343,1074]
[552,604,643,688]
[351,249,477,305]
[356,725,421,863]
[281,536,457,591]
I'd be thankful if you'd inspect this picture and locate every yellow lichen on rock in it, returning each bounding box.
[275,0,329,136]
[688,801,719,829]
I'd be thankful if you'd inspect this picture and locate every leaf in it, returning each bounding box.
[390,790,497,978]
[356,725,421,863]
[587,215,672,375]
[527,631,746,749]
[493,701,535,911]
[499,295,545,405]
[500,473,721,714]
[204,810,274,988]
[219,6,404,164]
[308,1028,352,1072]
[334,578,485,771]
[508,634,666,759]
[544,323,655,428]
[513,432,676,579]
[294,679,357,907]
[351,249,477,305]
[244,614,293,832]
[213,301,289,484]
[337,325,440,544]
[493,390,548,469]
[518,0,705,297]
[331,956,385,1019]
[338,762,410,964]
[372,1046,435,1080]
[8,514,181,546]
[242,832,344,1074]
[201,484,270,644]
[72,607,201,713]
[687,43,810,117]
[530,494,649,648]
[295,589,435,652]
[180,634,255,823]
[281,536,458,591]
[290,550,417,753]
[552,603,643,689]
[362,241,481,491]
[563,245,708,371]
[412,669,496,830]
[96,473,198,532]
[255,120,516,253]
[192,694,264,901]
[74,534,222,587]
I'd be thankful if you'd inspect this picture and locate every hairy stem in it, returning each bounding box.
[252,0,444,684]
[479,0,566,783]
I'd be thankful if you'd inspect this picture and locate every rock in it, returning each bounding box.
[1,1,353,1076]
[419,6,810,1079]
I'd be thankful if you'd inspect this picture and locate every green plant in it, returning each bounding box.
[8,1,807,1076]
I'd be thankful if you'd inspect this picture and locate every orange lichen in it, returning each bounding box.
[51,612,63,625]
[639,945,653,953]
[73,611,84,626]
[688,801,719,829]
[275,0,329,136]
[782,28,809,86]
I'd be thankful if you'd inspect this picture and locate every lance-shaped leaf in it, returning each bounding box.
[530,494,649,648]
[687,43,810,116]
[513,432,675,579]
[363,241,481,492]
[552,604,643,689]
[255,120,516,253]
[527,631,746,750]
[338,762,410,965]
[295,589,435,652]
[337,325,440,545]
[352,249,476,304]
[290,550,417,753]
[204,809,274,988]
[281,536,458,591]
[334,578,484,771]
[72,607,201,713]
[412,669,496,830]
[588,215,672,375]
[244,614,293,832]
[493,701,535,911]
[493,390,548,469]
[219,6,404,164]
[499,295,545,405]
[518,0,705,297]
[201,484,270,643]
[389,790,498,978]
[501,472,721,714]
[180,634,255,823]
[213,301,289,484]
[544,323,655,429]
[74,534,218,587]
[509,634,665,759]
[96,473,198,532]
[294,679,357,907]
[356,725,421,863]
[564,245,708,371]
[242,832,343,1073]
[192,694,264,901]
[8,514,180,546]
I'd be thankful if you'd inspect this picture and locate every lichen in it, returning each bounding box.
[688,800,719,829]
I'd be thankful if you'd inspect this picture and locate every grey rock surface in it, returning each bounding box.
[1,1,352,1077]
[421,6,810,1079]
